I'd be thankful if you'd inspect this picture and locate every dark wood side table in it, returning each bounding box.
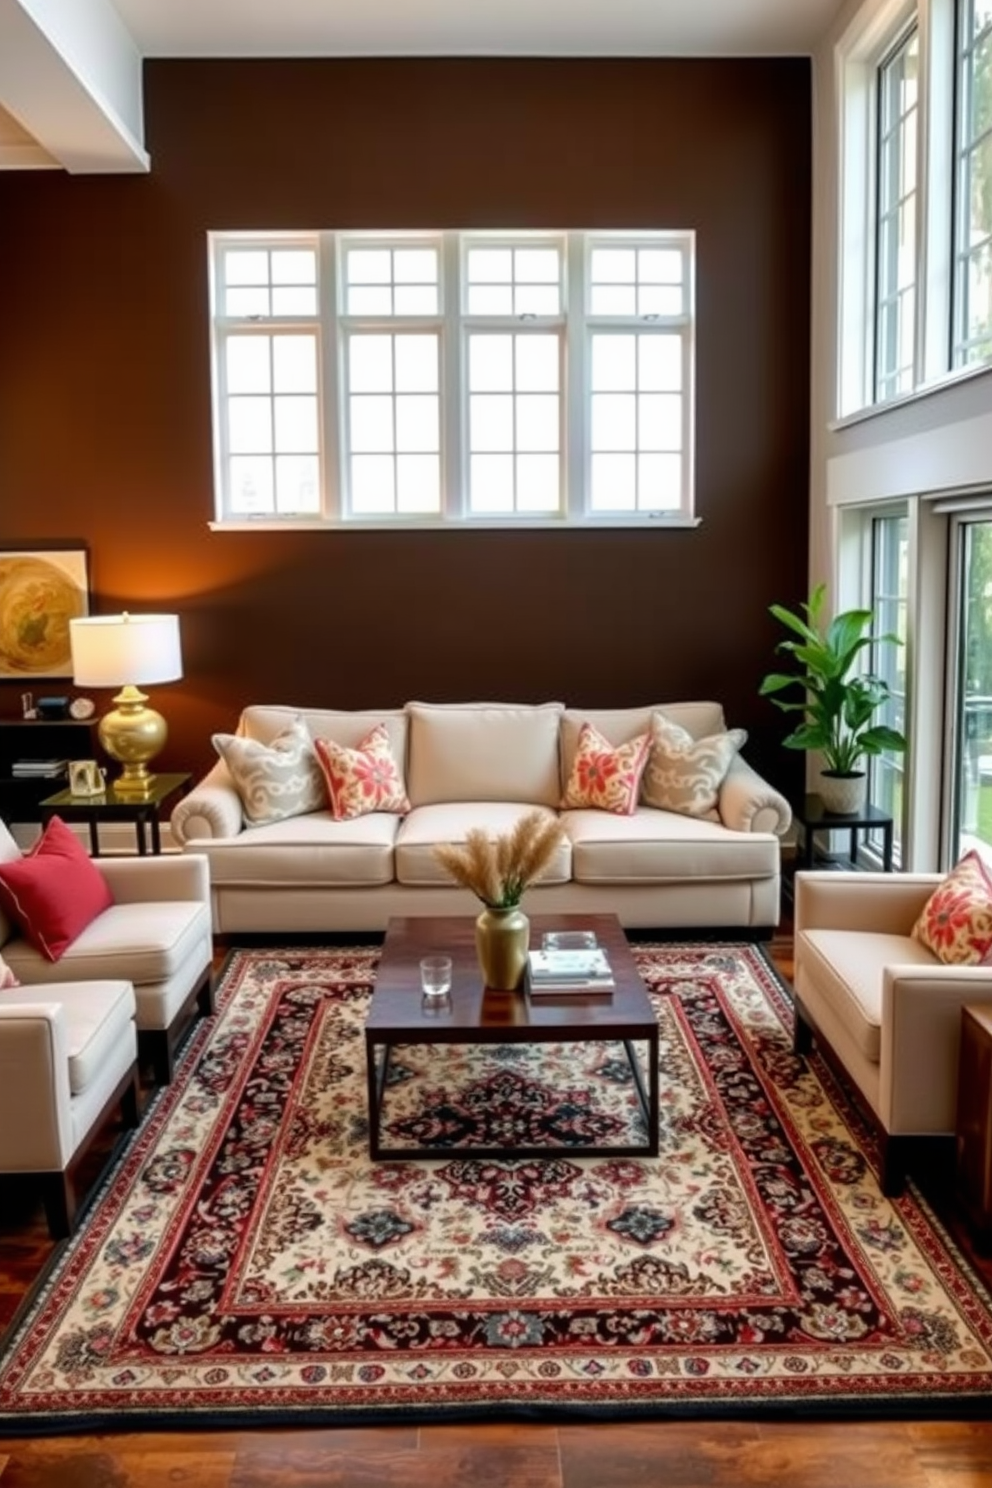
[39,772,191,856]
[794,792,894,872]
[956,1003,992,1250]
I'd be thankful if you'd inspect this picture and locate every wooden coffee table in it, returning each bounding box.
[365,913,660,1161]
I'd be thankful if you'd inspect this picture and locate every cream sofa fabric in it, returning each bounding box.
[793,869,992,1195]
[171,699,792,935]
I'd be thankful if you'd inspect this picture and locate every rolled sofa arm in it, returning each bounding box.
[717,755,793,835]
[170,761,244,845]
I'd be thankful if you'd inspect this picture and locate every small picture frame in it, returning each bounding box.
[68,759,106,797]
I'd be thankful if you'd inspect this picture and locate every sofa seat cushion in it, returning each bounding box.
[193,812,398,887]
[563,808,778,884]
[395,803,571,887]
[3,902,211,989]
[796,927,939,1064]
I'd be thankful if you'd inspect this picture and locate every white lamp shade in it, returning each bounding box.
[70,613,183,688]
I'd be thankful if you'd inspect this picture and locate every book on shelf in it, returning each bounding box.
[10,759,68,777]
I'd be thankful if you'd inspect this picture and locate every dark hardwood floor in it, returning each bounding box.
[2,926,992,1486]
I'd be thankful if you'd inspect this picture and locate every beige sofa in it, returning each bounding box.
[170,701,792,935]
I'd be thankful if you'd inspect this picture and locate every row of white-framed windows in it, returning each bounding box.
[840,0,992,413]
[208,230,695,528]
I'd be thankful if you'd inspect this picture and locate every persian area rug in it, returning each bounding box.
[2,943,992,1434]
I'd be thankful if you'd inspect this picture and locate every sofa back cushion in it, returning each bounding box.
[560,703,727,794]
[406,702,564,806]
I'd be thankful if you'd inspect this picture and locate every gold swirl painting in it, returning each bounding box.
[0,548,90,679]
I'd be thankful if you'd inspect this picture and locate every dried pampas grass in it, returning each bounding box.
[433,810,564,909]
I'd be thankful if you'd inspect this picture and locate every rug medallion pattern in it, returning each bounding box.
[1,943,991,1428]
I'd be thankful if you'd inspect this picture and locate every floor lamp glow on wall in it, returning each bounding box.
[69,613,183,797]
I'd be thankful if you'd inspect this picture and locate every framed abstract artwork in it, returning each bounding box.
[0,546,91,680]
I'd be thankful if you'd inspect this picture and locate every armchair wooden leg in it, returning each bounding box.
[40,1172,76,1240]
[121,1070,140,1130]
[196,969,216,1018]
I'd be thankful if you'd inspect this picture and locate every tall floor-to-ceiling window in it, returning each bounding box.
[949,514,992,864]
[869,511,909,865]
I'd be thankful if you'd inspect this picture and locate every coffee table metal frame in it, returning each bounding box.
[365,913,660,1162]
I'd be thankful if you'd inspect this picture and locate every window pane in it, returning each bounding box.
[395,335,438,392]
[394,248,437,283]
[229,397,272,453]
[272,249,316,284]
[274,395,318,452]
[470,335,513,391]
[348,286,393,315]
[968,134,992,239]
[639,335,682,390]
[396,454,440,513]
[875,27,918,401]
[470,453,514,511]
[592,335,635,390]
[468,248,513,282]
[394,285,438,315]
[592,392,636,450]
[591,248,636,282]
[348,249,392,284]
[515,248,560,282]
[515,335,559,391]
[638,248,682,283]
[272,286,318,316]
[637,285,683,316]
[225,250,268,286]
[590,285,636,316]
[516,393,558,451]
[468,285,514,315]
[229,455,274,513]
[639,393,681,450]
[952,522,992,864]
[869,512,908,866]
[226,287,270,318]
[275,454,320,514]
[351,454,395,513]
[395,394,439,452]
[350,395,394,452]
[515,284,560,316]
[638,453,681,509]
[516,454,559,511]
[591,452,636,509]
[273,335,317,392]
[349,336,393,393]
[226,337,270,394]
[470,394,514,450]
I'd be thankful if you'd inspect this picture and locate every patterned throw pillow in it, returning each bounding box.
[314,724,410,821]
[212,717,326,826]
[912,850,992,965]
[641,712,747,818]
[561,722,650,815]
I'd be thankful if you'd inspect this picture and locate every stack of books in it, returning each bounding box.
[11,759,68,778]
[527,945,615,996]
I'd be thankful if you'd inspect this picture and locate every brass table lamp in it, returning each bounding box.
[69,613,183,796]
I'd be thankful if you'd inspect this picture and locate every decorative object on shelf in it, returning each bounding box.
[0,547,90,681]
[69,696,95,720]
[36,696,69,720]
[67,759,107,798]
[432,810,564,990]
[69,612,183,797]
[759,582,907,816]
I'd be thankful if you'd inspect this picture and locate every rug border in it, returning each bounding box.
[4,940,992,1437]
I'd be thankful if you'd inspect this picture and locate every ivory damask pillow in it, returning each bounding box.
[561,721,650,815]
[314,723,410,820]
[212,717,326,826]
[641,712,747,817]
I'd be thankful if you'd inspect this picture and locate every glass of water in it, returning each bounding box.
[420,954,453,1003]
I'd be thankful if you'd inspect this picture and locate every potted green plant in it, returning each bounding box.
[759,582,907,815]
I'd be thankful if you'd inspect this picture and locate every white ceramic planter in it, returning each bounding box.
[818,770,867,816]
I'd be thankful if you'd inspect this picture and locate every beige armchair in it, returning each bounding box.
[793,869,992,1195]
[0,821,214,1084]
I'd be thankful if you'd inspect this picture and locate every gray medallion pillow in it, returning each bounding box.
[641,711,747,818]
[212,717,326,826]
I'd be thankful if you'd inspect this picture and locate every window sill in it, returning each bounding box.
[831,359,992,433]
[208,514,703,533]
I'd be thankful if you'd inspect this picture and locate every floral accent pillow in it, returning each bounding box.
[314,724,410,821]
[212,717,326,826]
[912,850,992,965]
[561,722,650,815]
[641,712,748,818]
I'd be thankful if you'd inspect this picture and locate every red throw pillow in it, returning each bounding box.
[0,816,113,962]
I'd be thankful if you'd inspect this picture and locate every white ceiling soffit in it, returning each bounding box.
[0,0,147,173]
[114,0,841,58]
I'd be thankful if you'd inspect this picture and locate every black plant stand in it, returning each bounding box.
[795,792,894,872]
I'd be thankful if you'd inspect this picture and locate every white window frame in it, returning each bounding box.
[208,229,697,531]
[837,0,992,418]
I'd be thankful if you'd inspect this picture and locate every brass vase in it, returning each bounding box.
[475,905,530,990]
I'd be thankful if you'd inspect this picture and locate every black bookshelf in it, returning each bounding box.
[0,718,100,825]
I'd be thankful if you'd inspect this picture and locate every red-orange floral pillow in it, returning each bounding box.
[562,722,650,815]
[314,724,410,821]
[912,850,992,965]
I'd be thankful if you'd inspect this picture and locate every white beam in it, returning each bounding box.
[0,0,148,173]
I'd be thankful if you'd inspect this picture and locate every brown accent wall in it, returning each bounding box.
[0,58,810,792]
